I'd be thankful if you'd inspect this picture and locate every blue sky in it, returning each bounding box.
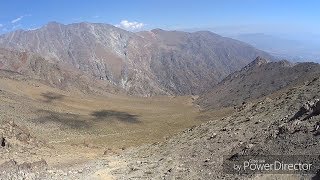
[0,0,320,35]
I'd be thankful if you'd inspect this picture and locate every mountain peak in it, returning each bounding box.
[44,21,64,29]
[250,56,269,67]
[0,22,273,96]
[151,28,165,33]
[278,59,293,67]
[46,21,63,26]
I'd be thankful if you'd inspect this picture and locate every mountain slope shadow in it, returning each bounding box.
[32,110,140,130]
[32,110,90,129]
[41,92,65,103]
[91,110,140,123]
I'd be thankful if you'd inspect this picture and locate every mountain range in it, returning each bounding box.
[1,21,320,179]
[0,22,272,96]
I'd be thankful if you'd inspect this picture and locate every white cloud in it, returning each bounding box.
[11,14,31,24]
[27,27,40,31]
[11,16,23,23]
[0,24,3,27]
[116,20,145,30]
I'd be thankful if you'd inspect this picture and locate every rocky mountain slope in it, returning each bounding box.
[1,61,319,179]
[108,70,320,180]
[0,22,272,96]
[197,56,320,109]
[0,48,118,94]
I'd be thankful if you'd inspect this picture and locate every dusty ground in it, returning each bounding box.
[104,77,320,180]
[0,75,210,174]
[2,74,319,179]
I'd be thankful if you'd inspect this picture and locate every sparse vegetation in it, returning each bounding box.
[0,8,319,178]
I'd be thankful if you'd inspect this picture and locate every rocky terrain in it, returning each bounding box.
[0,56,319,179]
[0,67,204,179]
[0,22,272,96]
[0,48,119,95]
[1,21,319,180]
[107,66,320,180]
[197,56,320,109]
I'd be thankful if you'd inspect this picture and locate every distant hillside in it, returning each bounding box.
[196,56,320,109]
[0,22,272,96]
[0,48,118,94]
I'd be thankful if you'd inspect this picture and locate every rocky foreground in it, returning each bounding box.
[110,77,320,179]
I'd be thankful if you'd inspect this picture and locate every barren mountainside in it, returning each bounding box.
[110,70,320,180]
[0,48,118,94]
[197,56,320,109]
[0,1,318,179]
[0,22,272,96]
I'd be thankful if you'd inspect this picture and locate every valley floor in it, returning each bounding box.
[2,74,319,180]
[0,76,224,175]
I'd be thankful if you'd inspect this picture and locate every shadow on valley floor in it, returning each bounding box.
[31,109,140,130]
[40,92,65,103]
[32,110,90,129]
[91,110,140,123]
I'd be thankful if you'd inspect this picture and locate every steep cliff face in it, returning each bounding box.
[0,22,272,96]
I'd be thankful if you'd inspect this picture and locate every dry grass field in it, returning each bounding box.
[1,76,225,167]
